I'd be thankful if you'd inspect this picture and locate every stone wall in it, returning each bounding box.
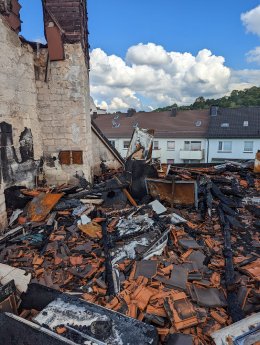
[36,44,93,184]
[0,0,121,230]
[0,15,43,229]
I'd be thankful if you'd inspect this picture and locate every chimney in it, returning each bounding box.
[210,105,218,116]
[170,107,177,117]
[0,0,22,33]
[126,109,136,117]
[43,0,89,64]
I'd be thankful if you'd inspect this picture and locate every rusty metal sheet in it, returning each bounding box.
[145,178,198,207]
[45,25,64,61]
[59,151,70,165]
[28,193,63,222]
[72,151,83,165]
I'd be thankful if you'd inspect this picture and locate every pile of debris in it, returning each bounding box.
[0,163,260,344]
[0,158,259,344]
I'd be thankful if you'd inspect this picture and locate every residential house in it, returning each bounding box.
[94,109,210,164]
[207,106,260,162]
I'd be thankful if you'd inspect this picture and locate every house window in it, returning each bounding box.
[59,151,83,165]
[153,141,159,150]
[184,141,201,151]
[218,141,232,152]
[167,141,175,150]
[123,140,130,149]
[243,121,249,127]
[110,140,115,147]
[167,159,174,164]
[244,141,253,152]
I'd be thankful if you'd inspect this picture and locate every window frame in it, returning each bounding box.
[153,140,159,150]
[123,140,130,149]
[244,141,253,153]
[218,141,232,152]
[184,141,202,151]
[167,141,175,151]
[220,123,229,128]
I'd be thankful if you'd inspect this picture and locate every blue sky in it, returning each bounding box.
[88,0,260,70]
[20,1,260,110]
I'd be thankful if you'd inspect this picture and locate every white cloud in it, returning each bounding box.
[241,5,260,37]
[89,43,260,112]
[246,46,260,65]
[230,69,260,89]
[126,43,170,66]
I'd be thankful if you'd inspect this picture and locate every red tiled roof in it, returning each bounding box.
[93,110,210,139]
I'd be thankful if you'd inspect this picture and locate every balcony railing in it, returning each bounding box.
[179,149,204,160]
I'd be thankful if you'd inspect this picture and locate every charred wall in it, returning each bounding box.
[0,14,43,229]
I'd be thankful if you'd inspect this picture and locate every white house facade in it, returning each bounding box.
[94,109,210,164]
[207,106,260,163]
[207,138,260,163]
[94,106,260,165]
[109,137,208,164]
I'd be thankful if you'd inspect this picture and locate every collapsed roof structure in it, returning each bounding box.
[0,127,259,344]
[0,1,259,344]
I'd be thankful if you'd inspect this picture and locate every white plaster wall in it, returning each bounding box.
[109,137,207,163]
[91,132,122,175]
[208,138,260,162]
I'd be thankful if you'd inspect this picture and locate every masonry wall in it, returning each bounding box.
[36,44,93,184]
[91,131,122,175]
[0,16,43,229]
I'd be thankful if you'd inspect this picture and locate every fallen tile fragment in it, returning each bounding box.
[78,221,102,238]
[134,260,158,279]
[28,193,64,222]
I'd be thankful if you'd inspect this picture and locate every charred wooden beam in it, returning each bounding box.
[101,219,115,296]
[218,207,244,322]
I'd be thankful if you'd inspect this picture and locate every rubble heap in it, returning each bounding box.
[0,161,259,345]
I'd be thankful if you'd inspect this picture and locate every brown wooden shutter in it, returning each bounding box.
[59,151,71,165]
[72,151,83,165]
